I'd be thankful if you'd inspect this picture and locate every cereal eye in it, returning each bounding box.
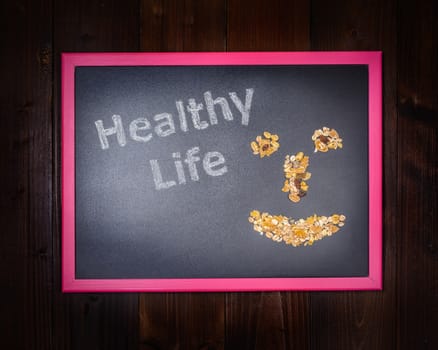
[250,132,280,158]
[312,127,343,153]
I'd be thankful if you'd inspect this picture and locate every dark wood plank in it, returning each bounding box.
[54,0,140,52]
[397,0,438,348]
[227,0,310,51]
[0,0,54,348]
[225,1,311,349]
[140,0,226,51]
[225,292,310,350]
[139,1,227,349]
[63,294,139,350]
[139,293,224,350]
[52,1,140,349]
[310,0,398,349]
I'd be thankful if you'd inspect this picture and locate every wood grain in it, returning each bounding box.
[225,292,310,350]
[52,1,140,349]
[139,1,227,349]
[310,0,398,349]
[397,0,438,348]
[227,0,310,51]
[139,293,224,350]
[140,0,226,51]
[0,0,54,348]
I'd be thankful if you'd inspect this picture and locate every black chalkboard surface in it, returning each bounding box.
[62,52,382,291]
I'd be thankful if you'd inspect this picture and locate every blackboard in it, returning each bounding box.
[62,52,382,292]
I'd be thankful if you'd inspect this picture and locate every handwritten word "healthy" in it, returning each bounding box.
[94,88,254,150]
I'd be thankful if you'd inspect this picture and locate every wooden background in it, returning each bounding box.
[1,0,437,349]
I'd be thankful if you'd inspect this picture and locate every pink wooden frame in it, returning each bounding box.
[62,52,382,292]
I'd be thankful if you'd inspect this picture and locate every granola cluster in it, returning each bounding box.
[250,131,280,158]
[248,210,346,247]
[282,152,311,203]
[312,127,343,153]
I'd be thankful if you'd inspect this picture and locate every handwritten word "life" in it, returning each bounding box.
[150,146,227,190]
[94,88,254,150]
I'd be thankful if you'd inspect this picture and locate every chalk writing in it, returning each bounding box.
[94,88,254,150]
[94,88,252,191]
[150,147,228,190]
[95,114,126,149]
